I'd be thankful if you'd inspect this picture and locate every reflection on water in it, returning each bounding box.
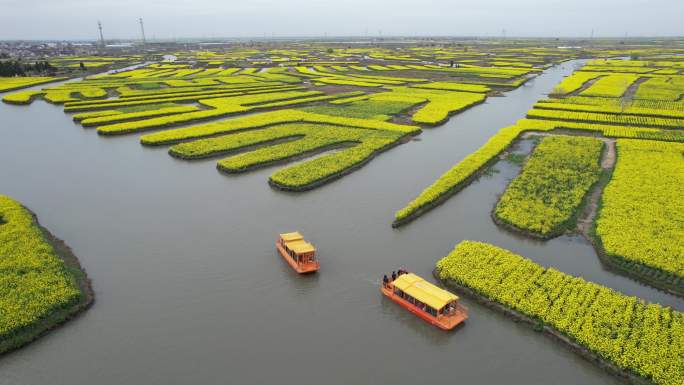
[276,251,322,293]
[379,295,460,345]
[0,60,678,385]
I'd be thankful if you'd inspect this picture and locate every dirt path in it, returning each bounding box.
[621,76,649,102]
[389,100,429,125]
[520,131,617,236]
[576,138,616,235]
[566,75,603,96]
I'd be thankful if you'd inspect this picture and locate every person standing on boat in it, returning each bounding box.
[391,271,397,281]
[383,275,389,287]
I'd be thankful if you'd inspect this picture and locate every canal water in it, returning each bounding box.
[1,61,681,385]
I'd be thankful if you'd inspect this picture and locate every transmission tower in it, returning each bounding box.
[139,18,147,45]
[97,20,105,47]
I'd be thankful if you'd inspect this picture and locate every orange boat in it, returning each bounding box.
[381,272,467,330]
[276,232,320,274]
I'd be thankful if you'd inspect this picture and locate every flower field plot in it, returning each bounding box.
[48,56,140,70]
[634,77,684,101]
[549,72,603,96]
[526,108,684,129]
[1,90,43,104]
[594,140,684,294]
[577,74,641,98]
[436,241,684,385]
[494,136,603,238]
[165,122,405,190]
[140,108,418,144]
[533,100,684,119]
[383,87,487,125]
[1,45,583,191]
[393,123,528,226]
[395,58,684,227]
[3,45,592,194]
[393,56,684,297]
[95,90,365,135]
[0,77,65,92]
[579,59,684,74]
[0,195,92,354]
[298,98,422,121]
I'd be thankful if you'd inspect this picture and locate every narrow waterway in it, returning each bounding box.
[0,60,680,385]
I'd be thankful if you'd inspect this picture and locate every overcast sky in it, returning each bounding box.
[0,0,681,40]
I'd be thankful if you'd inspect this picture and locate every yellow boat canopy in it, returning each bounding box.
[392,273,458,310]
[286,240,316,255]
[280,232,303,243]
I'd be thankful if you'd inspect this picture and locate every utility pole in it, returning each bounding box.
[139,17,147,45]
[97,20,105,48]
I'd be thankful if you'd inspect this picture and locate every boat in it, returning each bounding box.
[381,271,467,330]
[276,232,320,274]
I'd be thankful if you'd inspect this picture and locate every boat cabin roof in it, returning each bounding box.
[280,232,303,242]
[285,240,316,255]
[392,273,458,310]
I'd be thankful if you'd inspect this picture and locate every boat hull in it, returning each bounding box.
[276,242,319,274]
[381,285,467,330]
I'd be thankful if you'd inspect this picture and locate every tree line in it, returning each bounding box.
[0,60,56,77]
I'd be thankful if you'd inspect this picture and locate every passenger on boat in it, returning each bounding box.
[391,271,397,281]
[383,275,389,287]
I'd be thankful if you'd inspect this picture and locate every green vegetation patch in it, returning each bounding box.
[299,99,419,120]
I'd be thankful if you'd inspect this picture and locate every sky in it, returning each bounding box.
[0,0,682,40]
